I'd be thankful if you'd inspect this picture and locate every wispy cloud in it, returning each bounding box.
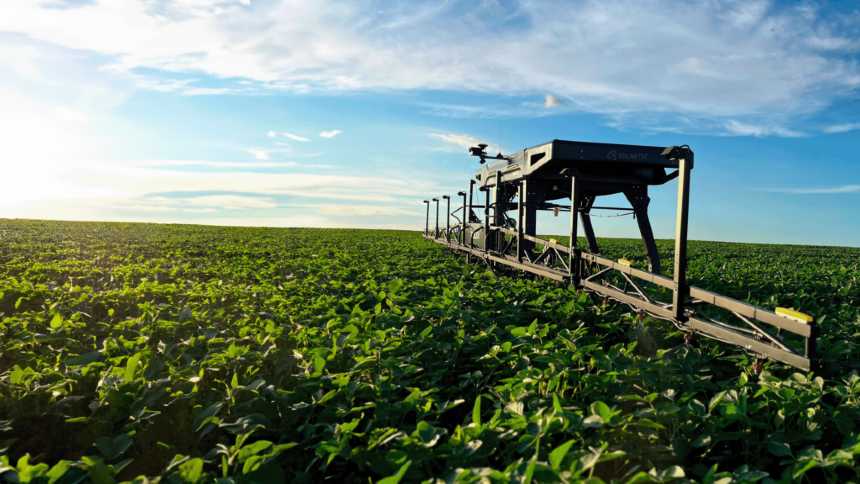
[267,131,310,142]
[429,132,504,154]
[138,160,300,169]
[419,100,566,119]
[765,185,860,195]
[140,194,279,211]
[723,120,806,138]
[282,132,310,142]
[182,195,278,210]
[429,132,481,151]
[0,157,442,209]
[317,204,418,217]
[319,129,342,138]
[3,1,858,131]
[822,122,860,134]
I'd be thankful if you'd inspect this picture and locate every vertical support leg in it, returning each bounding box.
[424,200,429,236]
[483,188,490,251]
[493,170,504,251]
[522,179,537,257]
[467,180,475,248]
[580,196,599,253]
[460,191,467,245]
[638,215,661,273]
[672,158,691,321]
[624,187,661,273]
[433,198,440,238]
[517,182,524,262]
[569,176,580,286]
[806,322,818,370]
[445,196,451,242]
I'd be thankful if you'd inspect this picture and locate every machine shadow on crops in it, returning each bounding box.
[423,139,817,371]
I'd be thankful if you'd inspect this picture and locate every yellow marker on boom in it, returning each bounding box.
[775,307,814,324]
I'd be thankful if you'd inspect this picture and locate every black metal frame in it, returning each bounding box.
[423,140,816,371]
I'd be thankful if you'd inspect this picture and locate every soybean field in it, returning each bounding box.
[1,220,860,482]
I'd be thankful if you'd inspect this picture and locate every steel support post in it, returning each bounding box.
[459,191,467,245]
[672,157,691,321]
[423,200,429,235]
[517,182,524,262]
[806,323,818,370]
[569,176,581,286]
[493,170,504,251]
[433,198,440,238]
[522,178,536,255]
[446,196,452,240]
[483,188,490,251]
[467,180,475,248]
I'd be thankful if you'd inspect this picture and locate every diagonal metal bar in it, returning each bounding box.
[584,267,612,282]
[532,248,551,264]
[731,311,791,352]
[621,272,651,303]
[553,247,569,271]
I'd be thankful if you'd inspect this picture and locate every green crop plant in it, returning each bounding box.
[0,220,859,482]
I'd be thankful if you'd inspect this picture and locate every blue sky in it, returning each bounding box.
[1,0,859,246]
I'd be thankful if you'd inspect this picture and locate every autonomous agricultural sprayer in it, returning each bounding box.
[423,139,817,370]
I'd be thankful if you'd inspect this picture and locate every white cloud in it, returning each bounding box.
[0,35,129,138]
[822,122,860,134]
[281,131,310,142]
[1,0,858,128]
[126,76,195,93]
[187,214,337,228]
[319,129,342,138]
[267,130,310,141]
[723,120,805,138]
[419,101,556,119]
[765,185,860,195]
[317,205,418,217]
[0,152,448,230]
[543,95,561,108]
[429,132,503,155]
[719,0,770,28]
[246,148,271,160]
[806,34,860,52]
[126,194,278,211]
[0,31,443,229]
[183,86,236,96]
[185,194,278,210]
[429,132,482,150]
[0,157,439,210]
[140,160,299,169]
